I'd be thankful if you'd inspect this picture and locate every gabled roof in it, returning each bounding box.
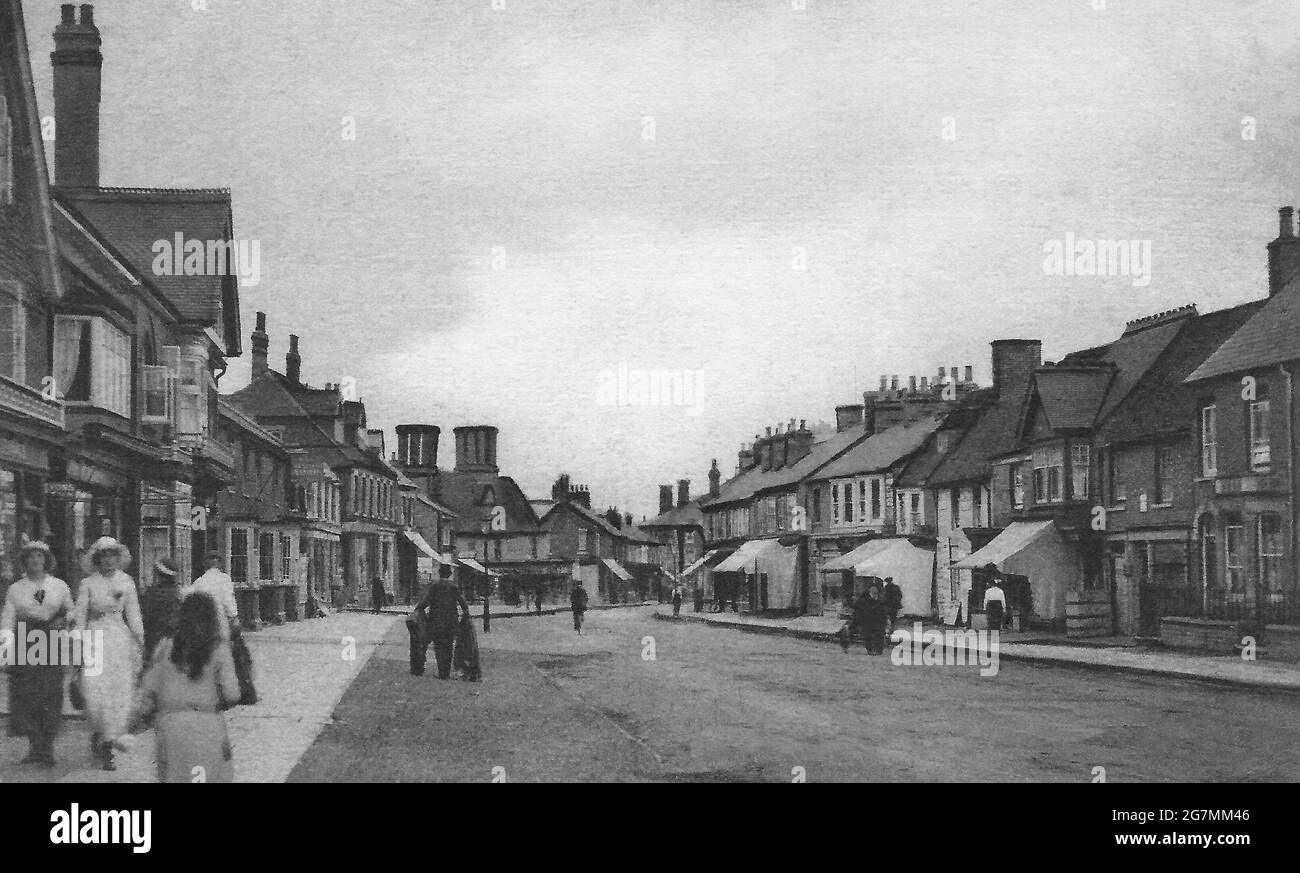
[644,499,704,529]
[897,387,1012,488]
[812,417,943,481]
[1187,284,1300,382]
[217,396,287,452]
[434,471,540,534]
[57,187,241,353]
[541,501,623,539]
[1030,367,1113,431]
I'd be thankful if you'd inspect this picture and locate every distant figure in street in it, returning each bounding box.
[853,585,889,655]
[672,585,683,616]
[140,557,183,664]
[983,567,1006,630]
[482,594,491,634]
[884,576,903,634]
[693,585,704,613]
[408,565,470,679]
[371,576,385,614]
[570,581,589,633]
[536,583,544,615]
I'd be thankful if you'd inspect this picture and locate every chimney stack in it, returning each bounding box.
[396,424,440,471]
[990,339,1042,398]
[708,459,721,498]
[835,404,864,433]
[659,484,673,514]
[964,365,973,383]
[285,334,302,383]
[950,366,959,384]
[890,375,899,392]
[51,4,102,188]
[251,312,269,377]
[1268,206,1300,297]
[453,426,499,474]
[920,376,929,392]
[908,375,917,392]
[677,479,690,507]
[878,375,887,392]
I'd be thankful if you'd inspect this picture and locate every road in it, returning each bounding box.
[289,606,1300,783]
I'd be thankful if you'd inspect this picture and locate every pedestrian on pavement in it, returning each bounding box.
[482,593,491,634]
[852,584,889,655]
[983,566,1007,630]
[185,551,255,706]
[73,537,144,771]
[693,585,704,613]
[132,591,240,783]
[371,576,386,614]
[186,551,239,639]
[140,557,183,664]
[672,585,683,616]
[570,580,589,633]
[2,541,74,767]
[535,582,544,615]
[884,576,903,634]
[408,565,470,679]
[455,608,482,682]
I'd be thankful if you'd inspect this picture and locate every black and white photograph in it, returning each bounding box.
[0,0,1295,835]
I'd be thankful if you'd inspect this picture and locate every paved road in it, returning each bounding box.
[290,606,1300,783]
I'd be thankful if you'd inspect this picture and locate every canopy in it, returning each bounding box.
[823,538,933,617]
[404,530,453,564]
[601,558,633,582]
[681,549,720,577]
[458,557,498,576]
[953,520,1071,620]
[715,539,785,572]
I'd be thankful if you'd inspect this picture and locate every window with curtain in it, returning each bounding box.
[831,484,840,525]
[1224,517,1245,593]
[280,535,293,580]
[856,480,867,522]
[1200,404,1217,476]
[259,532,275,580]
[1258,514,1283,594]
[1033,445,1064,503]
[870,480,881,519]
[1011,464,1025,509]
[1070,443,1090,500]
[1249,399,1271,470]
[55,316,130,416]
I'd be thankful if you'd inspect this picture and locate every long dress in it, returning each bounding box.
[136,638,239,783]
[73,571,143,745]
[2,576,75,751]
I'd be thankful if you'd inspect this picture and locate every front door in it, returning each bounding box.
[1111,544,1139,637]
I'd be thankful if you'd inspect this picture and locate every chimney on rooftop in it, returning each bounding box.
[708,459,721,498]
[677,479,690,507]
[251,312,269,378]
[1268,206,1300,297]
[964,365,973,383]
[51,4,102,188]
[990,339,1042,398]
[286,335,302,384]
[659,484,673,515]
[453,426,498,474]
[835,404,864,433]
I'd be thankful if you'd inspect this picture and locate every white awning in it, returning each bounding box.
[601,558,633,581]
[821,539,892,572]
[715,539,784,572]
[681,549,719,577]
[403,530,439,559]
[458,557,497,576]
[954,520,1055,570]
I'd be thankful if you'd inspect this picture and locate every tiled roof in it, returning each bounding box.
[1187,284,1300,381]
[1031,367,1113,430]
[434,472,540,534]
[897,388,1004,488]
[702,426,869,507]
[644,499,704,529]
[1059,312,1188,423]
[217,396,286,450]
[57,187,235,325]
[812,417,943,480]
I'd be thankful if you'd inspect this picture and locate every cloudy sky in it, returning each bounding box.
[25,0,1300,518]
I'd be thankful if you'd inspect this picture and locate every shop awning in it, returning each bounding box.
[715,539,784,572]
[458,557,498,576]
[954,520,1055,570]
[824,538,935,617]
[821,539,892,572]
[404,530,441,560]
[681,549,720,577]
[601,558,633,581]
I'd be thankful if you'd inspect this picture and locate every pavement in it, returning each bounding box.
[291,606,1300,782]
[653,606,1300,692]
[0,612,396,783]
[354,599,660,619]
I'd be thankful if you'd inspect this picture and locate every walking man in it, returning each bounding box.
[408,565,470,679]
[672,584,683,617]
[570,580,589,633]
[884,576,903,634]
[371,575,385,614]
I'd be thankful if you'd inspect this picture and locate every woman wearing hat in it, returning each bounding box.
[1,541,75,766]
[71,536,144,771]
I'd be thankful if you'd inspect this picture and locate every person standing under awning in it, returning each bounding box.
[982,565,1007,630]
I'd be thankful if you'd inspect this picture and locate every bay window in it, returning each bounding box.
[55,315,131,417]
[1033,445,1064,503]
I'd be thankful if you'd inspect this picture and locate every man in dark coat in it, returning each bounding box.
[570,581,589,633]
[884,577,903,633]
[535,582,545,614]
[853,585,889,654]
[371,576,386,614]
[140,557,182,663]
[408,565,470,678]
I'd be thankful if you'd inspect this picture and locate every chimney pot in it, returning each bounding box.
[950,366,959,384]
[920,376,929,392]
[965,365,973,383]
[1281,207,1296,239]
[908,375,917,392]
[879,375,887,392]
[61,5,75,25]
[890,375,899,391]
[80,4,94,25]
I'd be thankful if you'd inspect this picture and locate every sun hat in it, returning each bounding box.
[17,540,57,574]
[81,536,132,577]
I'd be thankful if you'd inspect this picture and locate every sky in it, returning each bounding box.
[23,0,1300,519]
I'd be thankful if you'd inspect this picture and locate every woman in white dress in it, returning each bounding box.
[72,537,143,771]
[2,541,75,766]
